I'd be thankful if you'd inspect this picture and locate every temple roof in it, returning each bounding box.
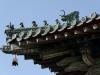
[5,11,100,43]
[1,11,100,75]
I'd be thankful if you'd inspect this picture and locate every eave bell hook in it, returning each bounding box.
[12,54,18,66]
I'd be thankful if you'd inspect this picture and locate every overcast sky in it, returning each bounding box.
[0,0,100,75]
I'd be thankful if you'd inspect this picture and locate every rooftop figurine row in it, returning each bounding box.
[6,19,61,30]
[5,11,100,30]
[5,11,100,43]
[5,11,79,30]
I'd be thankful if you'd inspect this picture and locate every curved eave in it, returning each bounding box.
[96,16,100,20]
[41,26,50,36]
[58,23,67,32]
[86,18,94,23]
[77,16,87,26]
[16,31,25,41]
[7,39,13,43]
[77,22,84,27]
[67,19,77,30]
[49,24,59,34]
[32,28,41,37]
[86,12,98,23]
[24,30,33,40]
[5,12,100,43]
[7,34,17,43]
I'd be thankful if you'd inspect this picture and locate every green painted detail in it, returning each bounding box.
[5,27,38,37]
[41,26,50,36]
[61,11,79,26]
[49,24,59,33]
[5,27,41,43]
[4,11,80,39]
